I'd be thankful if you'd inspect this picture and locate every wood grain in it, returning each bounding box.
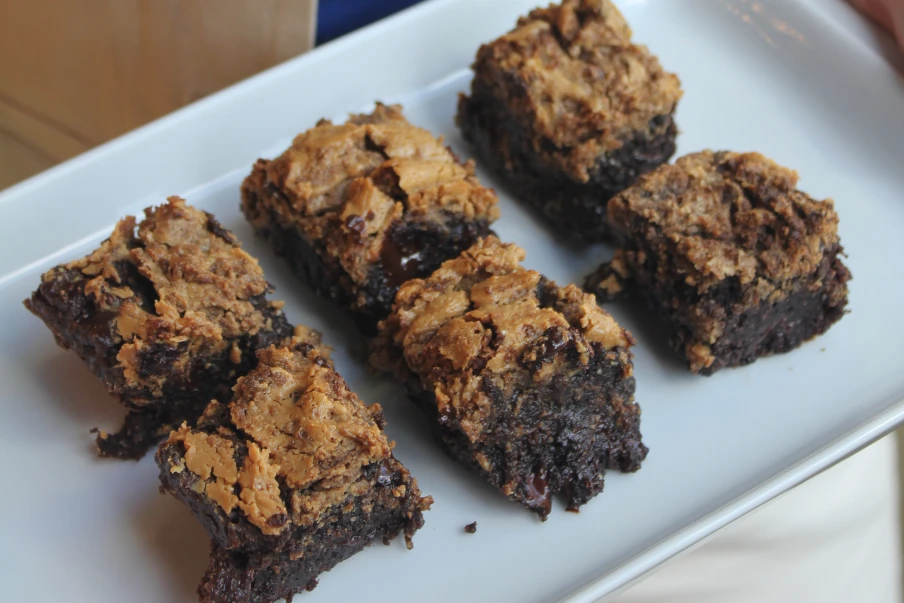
[0,0,317,190]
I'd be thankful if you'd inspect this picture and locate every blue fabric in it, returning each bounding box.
[316,0,425,45]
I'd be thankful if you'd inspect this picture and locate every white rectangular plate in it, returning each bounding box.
[2,1,903,601]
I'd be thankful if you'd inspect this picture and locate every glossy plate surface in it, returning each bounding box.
[1,1,902,601]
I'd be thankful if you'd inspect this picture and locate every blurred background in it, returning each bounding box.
[0,0,423,191]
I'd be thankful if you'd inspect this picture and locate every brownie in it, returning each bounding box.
[241,103,500,335]
[157,334,431,603]
[586,151,851,375]
[371,236,646,520]
[457,0,682,242]
[24,197,293,459]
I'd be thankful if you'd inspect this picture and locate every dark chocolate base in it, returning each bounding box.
[198,488,419,603]
[675,256,850,375]
[589,250,851,375]
[242,186,491,335]
[457,91,677,243]
[198,484,414,603]
[158,421,425,555]
[406,337,645,520]
[25,268,292,459]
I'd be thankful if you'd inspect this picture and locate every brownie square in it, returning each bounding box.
[24,197,293,459]
[157,334,430,603]
[241,102,500,335]
[371,236,646,520]
[586,151,851,375]
[457,0,682,242]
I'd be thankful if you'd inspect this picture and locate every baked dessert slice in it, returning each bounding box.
[24,197,293,459]
[157,334,430,603]
[586,150,851,375]
[457,0,682,242]
[241,102,500,335]
[371,236,646,520]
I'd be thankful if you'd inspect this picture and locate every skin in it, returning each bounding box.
[850,0,904,46]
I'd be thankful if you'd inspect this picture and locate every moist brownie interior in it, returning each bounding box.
[242,102,500,334]
[25,197,293,458]
[587,150,851,374]
[372,236,646,519]
[157,334,430,603]
[457,0,682,242]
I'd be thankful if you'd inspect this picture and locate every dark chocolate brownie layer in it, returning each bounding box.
[157,336,430,603]
[372,237,645,519]
[586,150,851,375]
[198,473,421,603]
[458,97,677,242]
[457,0,682,242]
[242,103,499,334]
[25,197,292,458]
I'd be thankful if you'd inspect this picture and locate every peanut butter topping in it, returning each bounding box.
[181,429,238,482]
[236,443,287,535]
[164,337,394,535]
[607,151,842,298]
[230,345,391,493]
[242,103,499,286]
[468,0,682,182]
[171,424,241,514]
[51,196,282,398]
[372,237,632,441]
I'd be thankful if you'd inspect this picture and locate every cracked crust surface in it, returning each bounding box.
[158,336,431,602]
[607,151,842,298]
[158,334,430,554]
[372,236,645,518]
[589,150,851,373]
[373,236,629,440]
[25,197,293,458]
[242,103,499,330]
[461,0,681,183]
[48,197,281,397]
[164,336,390,533]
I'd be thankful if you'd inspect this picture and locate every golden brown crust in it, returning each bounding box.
[165,336,394,535]
[607,150,842,299]
[372,236,631,441]
[469,0,682,182]
[596,150,849,374]
[51,196,283,399]
[242,103,499,286]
